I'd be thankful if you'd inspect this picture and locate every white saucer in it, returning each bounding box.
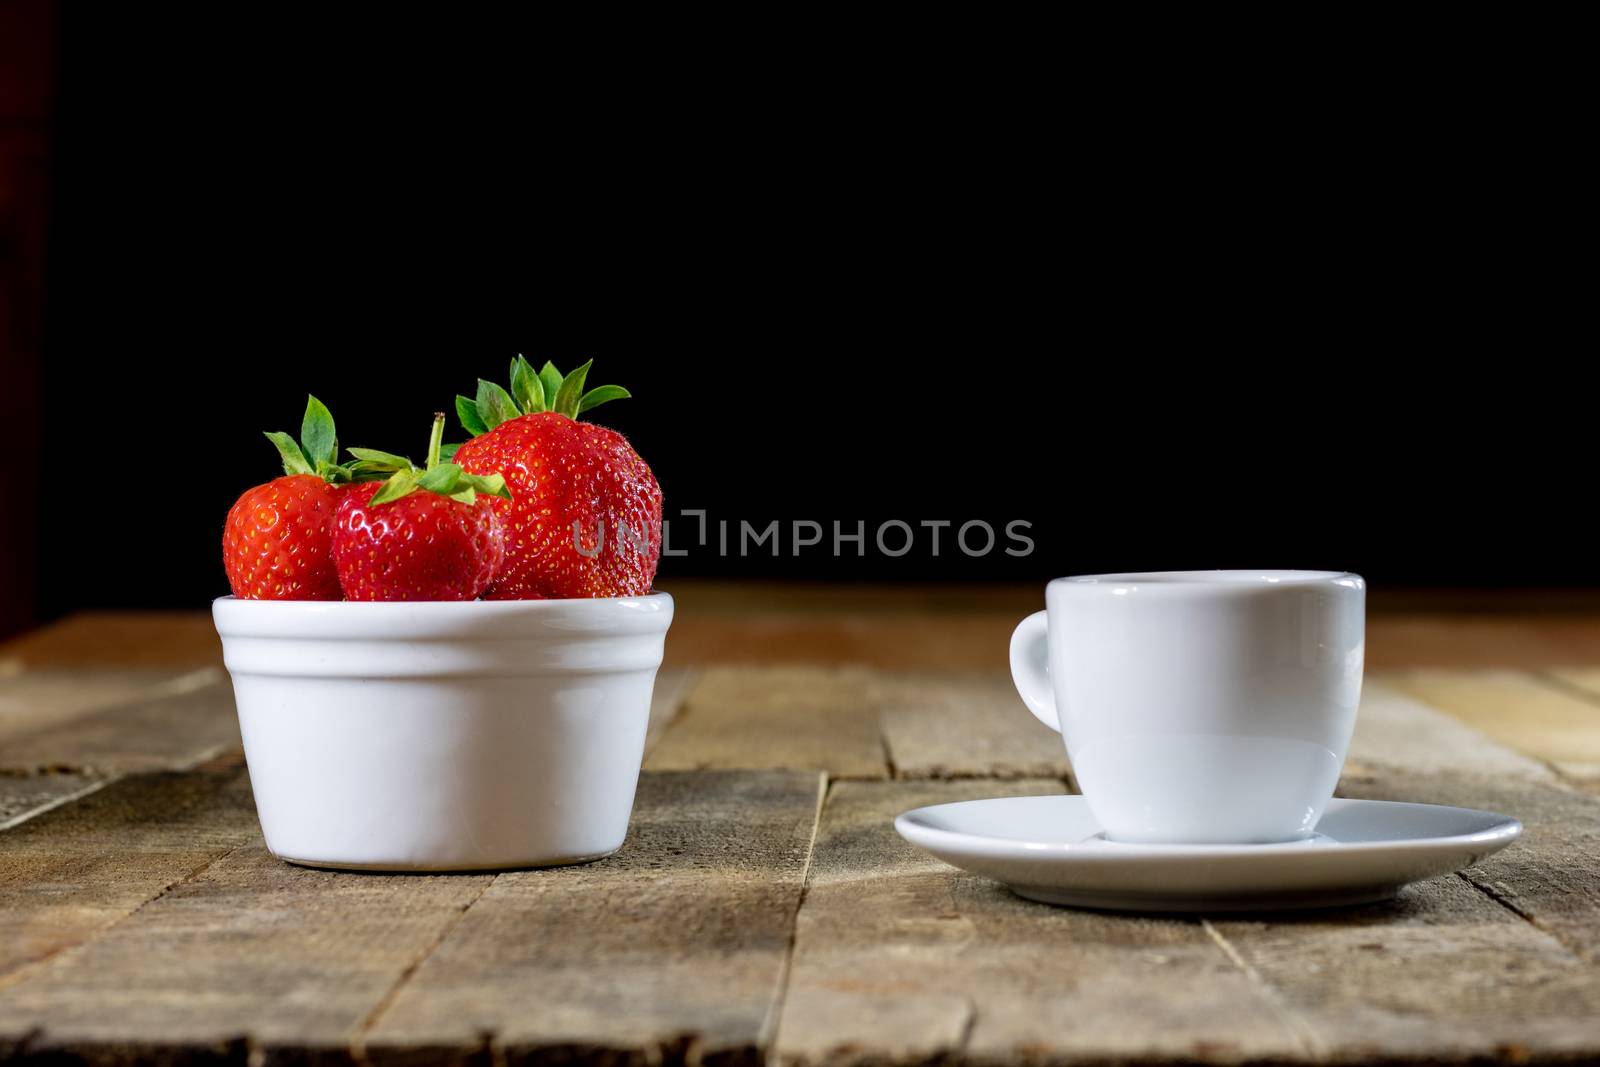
[894,795,1521,913]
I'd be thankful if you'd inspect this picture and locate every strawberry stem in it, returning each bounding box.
[353,413,513,508]
[426,412,446,470]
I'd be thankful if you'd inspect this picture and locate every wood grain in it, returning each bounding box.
[2,604,1599,1065]
[1385,669,1600,782]
[1345,679,1556,783]
[1340,771,1600,969]
[662,612,1024,672]
[0,677,239,777]
[644,667,698,755]
[1365,614,1600,670]
[364,770,824,1064]
[0,613,224,671]
[0,770,107,832]
[1207,757,1600,1059]
[781,772,1600,1064]
[0,770,822,1063]
[0,842,492,1059]
[1205,870,1600,1060]
[0,667,213,744]
[875,671,1071,781]
[0,674,239,833]
[646,667,887,778]
[775,779,1309,1066]
[1549,667,1600,702]
[1544,668,1600,781]
[11,601,1600,677]
[0,760,258,986]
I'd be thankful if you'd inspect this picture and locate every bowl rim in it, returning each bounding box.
[212,591,674,640]
[212,591,671,611]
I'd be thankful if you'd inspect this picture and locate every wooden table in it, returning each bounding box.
[3,583,1600,1064]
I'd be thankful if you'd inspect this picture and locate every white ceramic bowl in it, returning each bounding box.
[212,593,673,870]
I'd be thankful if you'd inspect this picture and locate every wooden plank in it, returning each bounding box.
[1206,768,1600,1059]
[1344,679,1556,784]
[1205,872,1600,1059]
[363,770,824,1064]
[0,666,219,744]
[1316,681,1600,1047]
[645,667,887,778]
[0,770,821,1063]
[1366,614,1600,670]
[0,612,224,671]
[0,677,239,777]
[1549,667,1600,701]
[1384,669,1600,783]
[0,843,492,1059]
[0,674,238,834]
[875,670,1071,780]
[780,773,1600,1065]
[12,605,1600,677]
[657,579,1041,618]
[1196,667,1600,1056]
[0,770,107,832]
[644,667,698,755]
[1544,668,1600,781]
[0,759,259,985]
[775,779,1309,1066]
[0,675,236,831]
[661,611,1022,671]
[1338,770,1600,968]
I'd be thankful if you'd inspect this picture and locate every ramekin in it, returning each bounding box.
[212,593,673,870]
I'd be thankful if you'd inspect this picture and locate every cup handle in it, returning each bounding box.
[1009,610,1059,732]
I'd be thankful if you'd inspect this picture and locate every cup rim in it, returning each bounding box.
[1050,570,1363,593]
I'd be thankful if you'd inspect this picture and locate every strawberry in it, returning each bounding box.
[333,413,512,601]
[451,357,661,599]
[222,396,355,600]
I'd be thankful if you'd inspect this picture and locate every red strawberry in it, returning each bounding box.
[333,414,511,601]
[222,397,354,600]
[451,357,661,599]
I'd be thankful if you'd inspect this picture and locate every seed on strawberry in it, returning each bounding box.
[222,396,356,601]
[451,356,662,600]
[334,413,512,601]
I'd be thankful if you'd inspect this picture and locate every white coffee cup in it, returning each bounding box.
[1009,570,1365,844]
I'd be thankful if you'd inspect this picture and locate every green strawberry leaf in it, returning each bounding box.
[538,361,564,407]
[552,359,592,419]
[353,414,505,505]
[476,379,521,431]
[460,471,512,500]
[578,384,631,414]
[314,458,353,483]
[266,431,314,476]
[510,355,545,414]
[417,462,463,494]
[369,468,422,506]
[346,448,413,471]
[300,396,337,467]
[456,394,489,437]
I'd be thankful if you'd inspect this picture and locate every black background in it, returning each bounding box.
[27,11,1590,618]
